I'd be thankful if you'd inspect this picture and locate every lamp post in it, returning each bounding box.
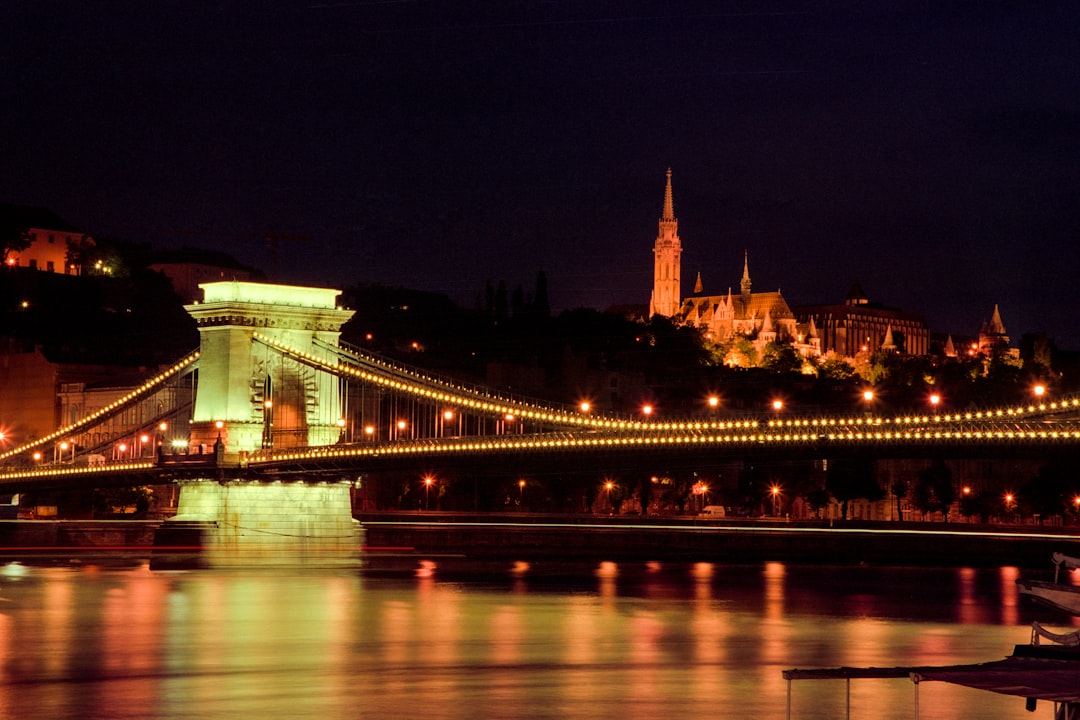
[518,479,525,508]
[770,484,782,516]
[424,475,434,511]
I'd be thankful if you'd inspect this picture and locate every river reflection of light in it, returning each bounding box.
[0,563,1051,719]
[957,567,986,625]
[596,560,617,603]
[999,566,1019,626]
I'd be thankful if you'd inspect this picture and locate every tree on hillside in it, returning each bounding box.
[761,341,803,374]
[1,226,31,264]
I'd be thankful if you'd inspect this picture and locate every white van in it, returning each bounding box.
[699,505,726,518]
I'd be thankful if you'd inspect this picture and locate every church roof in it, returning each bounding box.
[737,290,794,321]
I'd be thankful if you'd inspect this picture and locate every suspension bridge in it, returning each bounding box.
[0,280,1078,563]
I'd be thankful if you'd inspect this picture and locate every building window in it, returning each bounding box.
[28,259,37,270]
[46,261,54,272]
[48,234,55,244]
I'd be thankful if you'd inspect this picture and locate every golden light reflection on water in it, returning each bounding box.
[0,561,1052,719]
[999,566,1020,626]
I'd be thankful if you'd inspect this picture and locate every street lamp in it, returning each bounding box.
[423,475,435,511]
[1033,384,1046,398]
[771,399,784,412]
[579,401,591,414]
[929,393,941,409]
[518,479,525,507]
[707,395,720,410]
[770,484,782,516]
[641,404,653,417]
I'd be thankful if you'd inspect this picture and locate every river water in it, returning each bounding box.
[0,557,1071,719]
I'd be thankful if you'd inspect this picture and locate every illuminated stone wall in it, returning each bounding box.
[172,479,361,566]
[185,281,354,454]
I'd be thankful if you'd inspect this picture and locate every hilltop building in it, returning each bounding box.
[793,283,930,359]
[647,172,931,361]
[1,204,93,275]
[648,171,818,360]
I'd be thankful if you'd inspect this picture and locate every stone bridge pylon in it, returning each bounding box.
[186,280,354,455]
[156,281,360,568]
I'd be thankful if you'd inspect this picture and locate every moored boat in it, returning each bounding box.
[1016,552,1080,615]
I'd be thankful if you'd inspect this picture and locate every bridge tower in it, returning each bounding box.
[185,280,354,454]
[157,281,359,567]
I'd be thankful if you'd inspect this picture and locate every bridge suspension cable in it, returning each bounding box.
[0,351,200,463]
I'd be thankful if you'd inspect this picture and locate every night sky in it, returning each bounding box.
[5,2,1080,347]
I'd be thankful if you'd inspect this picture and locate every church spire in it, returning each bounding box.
[740,250,752,301]
[662,167,675,221]
[650,168,682,317]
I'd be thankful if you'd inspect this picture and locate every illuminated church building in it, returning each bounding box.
[649,170,821,361]
[649,170,930,361]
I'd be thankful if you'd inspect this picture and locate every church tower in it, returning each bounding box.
[649,168,682,317]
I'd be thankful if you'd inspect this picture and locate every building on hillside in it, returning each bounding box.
[647,170,819,361]
[149,247,259,303]
[792,282,930,359]
[1,204,93,275]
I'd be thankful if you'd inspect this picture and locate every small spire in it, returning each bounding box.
[740,250,751,297]
[944,335,956,357]
[693,271,703,294]
[882,325,897,351]
[988,304,1006,335]
[662,168,675,221]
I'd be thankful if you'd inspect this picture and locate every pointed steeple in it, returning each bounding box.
[761,310,774,333]
[693,271,703,295]
[882,325,897,351]
[988,304,1006,335]
[662,167,675,221]
[740,250,752,303]
[944,335,956,357]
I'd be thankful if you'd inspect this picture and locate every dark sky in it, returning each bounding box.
[4,2,1080,347]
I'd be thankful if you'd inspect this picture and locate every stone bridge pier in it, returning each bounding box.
[153,281,362,567]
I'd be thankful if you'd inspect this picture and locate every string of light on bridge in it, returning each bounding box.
[254,332,761,433]
[251,423,1080,467]
[0,460,156,483]
[255,332,1080,436]
[0,352,200,462]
